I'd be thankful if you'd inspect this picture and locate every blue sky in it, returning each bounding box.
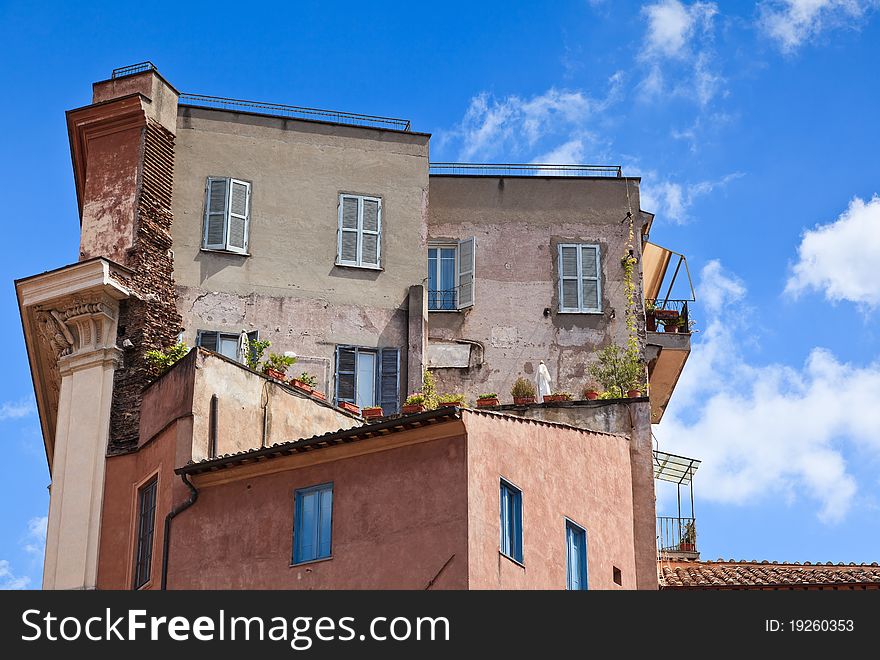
[2,0,880,587]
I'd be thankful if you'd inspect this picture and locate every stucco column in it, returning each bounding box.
[16,259,130,590]
[407,284,428,397]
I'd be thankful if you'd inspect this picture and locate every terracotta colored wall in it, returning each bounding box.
[462,411,637,590]
[167,431,469,589]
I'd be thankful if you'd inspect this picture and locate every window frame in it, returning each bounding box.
[565,517,589,591]
[201,176,252,255]
[196,329,259,364]
[334,345,400,413]
[132,476,158,590]
[499,478,524,565]
[557,243,602,314]
[336,193,382,270]
[428,242,459,312]
[292,482,334,565]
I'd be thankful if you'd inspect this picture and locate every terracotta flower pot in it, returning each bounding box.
[584,391,599,400]
[362,407,384,419]
[476,398,499,408]
[311,391,326,400]
[513,396,536,406]
[264,368,286,381]
[401,404,425,414]
[679,542,695,552]
[543,394,570,403]
[290,379,313,394]
[627,389,642,398]
[439,401,462,408]
[646,311,657,332]
[339,401,360,415]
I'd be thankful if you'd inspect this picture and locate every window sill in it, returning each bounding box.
[200,247,250,257]
[499,550,525,569]
[556,310,604,315]
[428,309,462,313]
[290,555,333,568]
[334,262,384,272]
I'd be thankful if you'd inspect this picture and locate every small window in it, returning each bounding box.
[203,177,251,254]
[566,520,588,590]
[133,477,158,589]
[500,479,523,563]
[558,243,602,313]
[196,330,259,363]
[613,566,622,586]
[337,194,382,269]
[293,483,333,564]
[335,346,400,413]
[428,238,476,311]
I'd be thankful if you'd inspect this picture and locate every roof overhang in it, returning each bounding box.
[646,330,691,423]
[653,450,700,485]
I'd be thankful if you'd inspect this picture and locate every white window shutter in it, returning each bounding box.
[338,196,360,265]
[203,178,229,250]
[361,198,381,267]
[226,179,250,254]
[457,236,476,309]
[581,245,600,311]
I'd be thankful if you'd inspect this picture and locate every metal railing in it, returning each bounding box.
[428,289,458,311]
[178,93,412,131]
[657,516,697,554]
[111,62,158,79]
[646,299,691,333]
[429,163,623,177]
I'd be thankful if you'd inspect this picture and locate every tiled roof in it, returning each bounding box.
[659,559,880,589]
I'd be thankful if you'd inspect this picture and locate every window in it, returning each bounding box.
[202,177,251,254]
[500,479,523,563]
[293,483,333,564]
[427,238,476,311]
[133,477,158,589]
[335,346,400,412]
[566,520,588,590]
[558,244,601,313]
[196,330,259,362]
[337,194,381,268]
[613,566,622,586]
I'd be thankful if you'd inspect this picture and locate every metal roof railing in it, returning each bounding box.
[429,163,623,177]
[111,62,158,79]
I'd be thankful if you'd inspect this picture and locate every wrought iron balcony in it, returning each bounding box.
[646,298,691,334]
[657,516,698,555]
[428,288,457,311]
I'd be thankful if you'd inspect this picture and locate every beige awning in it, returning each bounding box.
[642,242,673,300]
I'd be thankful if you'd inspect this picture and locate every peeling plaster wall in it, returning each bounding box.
[170,109,430,402]
[426,176,647,402]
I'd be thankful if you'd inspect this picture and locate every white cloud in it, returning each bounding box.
[0,560,30,590]
[0,398,35,421]
[23,516,48,558]
[638,170,742,223]
[445,73,623,162]
[642,0,718,59]
[656,260,880,524]
[759,0,878,53]
[785,195,880,308]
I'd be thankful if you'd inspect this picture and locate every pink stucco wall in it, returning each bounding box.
[462,410,637,590]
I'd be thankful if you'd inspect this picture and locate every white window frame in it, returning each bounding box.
[427,238,476,312]
[202,176,251,255]
[428,242,459,312]
[336,194,382,269]
[558,243,602,314]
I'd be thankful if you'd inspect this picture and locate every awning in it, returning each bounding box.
[642,242,695,302]
[653,450,701,485]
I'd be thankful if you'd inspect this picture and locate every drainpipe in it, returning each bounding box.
[160,472,199,590]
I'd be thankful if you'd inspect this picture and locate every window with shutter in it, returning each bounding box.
[379,348,400,413]
[202,177,251,254]
[334,345,400,411]
[197,329,259,364]
[427,238,477,311]
[557,243,602,313]
[565,520,589,590]
[500,479,523,564]
[292,482,333,564]
[336,194,382,269]
[457,237,476,309]
[335,346,357,404]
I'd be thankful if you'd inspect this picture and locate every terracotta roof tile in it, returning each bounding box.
[659,559,880,589]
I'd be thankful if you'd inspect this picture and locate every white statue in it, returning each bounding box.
[536,360,552,400]
[237,330,250,365]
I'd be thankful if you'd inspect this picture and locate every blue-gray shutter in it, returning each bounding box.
[457,237,476,309]
[203,178,229,249]
[335,346,357,404]
[226,179,250,253]
[196,330,219,352]
[378,347,400,413]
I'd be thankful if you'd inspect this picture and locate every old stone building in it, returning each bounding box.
[17,63,695,590]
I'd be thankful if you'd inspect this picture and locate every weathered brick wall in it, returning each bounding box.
[109,119,182,453]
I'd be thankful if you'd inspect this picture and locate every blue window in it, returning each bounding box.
[293,483,333,564]
[566,520,588,590]
[428,246,457,310]
[500,479,523,563]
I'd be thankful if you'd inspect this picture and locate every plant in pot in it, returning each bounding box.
[645,299,657,332]
[437,393,466,408]
[245,338,271,371]
[511,377,536,405]
[543,390,573,403]
[679,520,697,553]
[361,405,384,419]
[476,392,499,408]
[290,371,316,394]
[659,315,680,333]
[262,352,296,381]
[145,342,190,377]
[588,344,646,399]
[402,393,426,414]
[582,381,600,400]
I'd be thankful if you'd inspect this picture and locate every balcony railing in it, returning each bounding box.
[111,61,158,79]
[646,299,691,334]
[428,289,457,311]
[429,163,622,177]
[657,516,697,554]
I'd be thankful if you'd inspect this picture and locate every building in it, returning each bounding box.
[659,559,880,590]
[16,63,695,590]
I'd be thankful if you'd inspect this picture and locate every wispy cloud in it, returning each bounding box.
[23,516,47,558]
[758,0,879,54]
[785,194,880,308]
[657,260,880,524]
[642,0,718,59]
[0,559,30,590]
[0,398,35,421]
[638,170,743,223]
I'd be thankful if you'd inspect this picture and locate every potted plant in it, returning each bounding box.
[588,345,645,400]
[645,300,657,332]
[543,391,573,403]
[402,393,426,414]
[362,406,384,419]
[339,401,360,415]
[511,377,537,405]
[437,393,466,408]
[290,371,316,394]
[659,315,680,333]
[476,392,499,408]
[627,388,643,398]
[145,342,190,376]
[582,382,600,400]
[679,521,696,552]
[262,352,296,381]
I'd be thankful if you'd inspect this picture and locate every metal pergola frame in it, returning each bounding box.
[653,450,700,520]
